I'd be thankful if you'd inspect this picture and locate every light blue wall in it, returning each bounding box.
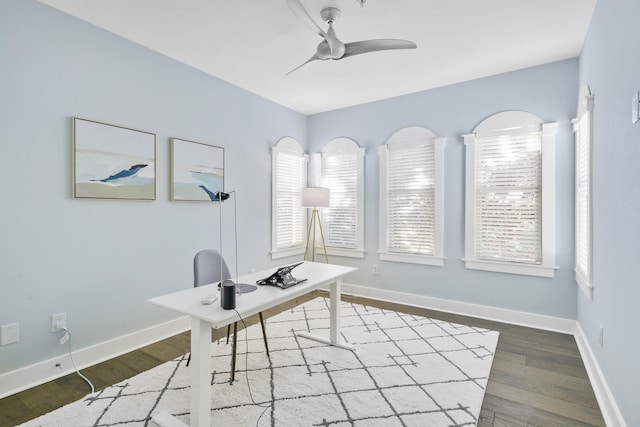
[0,0,305,374]
[308,59,579,319]
[7,3,631,421]
[578,0,640,424]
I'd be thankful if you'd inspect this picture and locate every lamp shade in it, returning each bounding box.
[301,187,330,208]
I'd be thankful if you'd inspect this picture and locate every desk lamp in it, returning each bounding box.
[216,191,256,306]
[301,187,330,263]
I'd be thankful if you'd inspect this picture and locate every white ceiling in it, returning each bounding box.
[39,0,596,115]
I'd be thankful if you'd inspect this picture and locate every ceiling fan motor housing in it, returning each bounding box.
[321,7,341,24]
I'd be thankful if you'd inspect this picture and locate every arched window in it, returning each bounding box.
[271,137,307,259]
[313,138,365,258]
[463,111,558,277]
[379,127,446,266]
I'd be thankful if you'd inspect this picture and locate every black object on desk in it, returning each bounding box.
[257,262,307,289]
[219,279,236,309]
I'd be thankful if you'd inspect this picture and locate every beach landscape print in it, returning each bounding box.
[73,118,156,200]
[171,138,224,201]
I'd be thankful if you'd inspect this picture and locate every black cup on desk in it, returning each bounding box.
[220,280,236,310]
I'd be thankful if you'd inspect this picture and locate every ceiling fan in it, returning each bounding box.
[285,0,417,75]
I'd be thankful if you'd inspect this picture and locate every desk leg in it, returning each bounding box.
[152,317,211,427]
[190,317,212,426]
[297,277,354,351]
[329,277,341,344]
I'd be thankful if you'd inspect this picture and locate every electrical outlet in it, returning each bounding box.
[51,313,67,332]
[371,264,379,275]
[598,324,604,348]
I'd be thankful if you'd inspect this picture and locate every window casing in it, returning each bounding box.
[573,85,594,299]
[463,111,557,277]
[314,138,365,258]
[379,127,445,266]
[271,137,308,259]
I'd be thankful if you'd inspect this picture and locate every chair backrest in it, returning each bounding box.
[193,249,231,287]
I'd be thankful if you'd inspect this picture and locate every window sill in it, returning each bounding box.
[379,251,444,266]
[463,258,556,278]
[575,270,593,300]
[322,247,365,259]
[271,247,305,260]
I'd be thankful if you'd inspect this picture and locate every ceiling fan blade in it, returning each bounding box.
[287,0,344,59]
[285,53,321,76]
[343,39,417,58]
[286,0,327,39]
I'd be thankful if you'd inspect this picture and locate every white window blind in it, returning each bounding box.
[273,148,306,252]
[475,131,542,264]
[575,114,591,279]
[316,137,364,258]
[321,152,358,249]
[464,111,556,277]
[379,127,445,266]
[573,85,593,297]
[271,138,308,260]
[386,143,435,255]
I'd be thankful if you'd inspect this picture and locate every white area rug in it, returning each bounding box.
[21,297,499,426]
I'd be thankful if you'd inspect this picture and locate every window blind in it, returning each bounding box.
[275,151,305,249]
[475,131,542,264]
[386,143,435,255]
[322,152,358,248]
[575,113,591,279]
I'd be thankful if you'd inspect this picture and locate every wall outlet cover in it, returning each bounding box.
[51,313,67,332]
[0,323,19,345]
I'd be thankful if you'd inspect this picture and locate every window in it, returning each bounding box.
[378,127,445,266]
[463,111,557,277]
[573,85,594,298]
[271,137,307,259]
[314,138,364,258]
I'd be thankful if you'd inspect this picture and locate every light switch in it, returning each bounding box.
[0,323,19,345]
[632,92,639,124]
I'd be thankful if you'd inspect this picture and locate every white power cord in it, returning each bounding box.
[60,327,95,394]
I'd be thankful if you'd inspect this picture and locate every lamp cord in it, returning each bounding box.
[232,309,272,427]
[229,193,270,418]
[61,328,95,394]
[226,192,272,424]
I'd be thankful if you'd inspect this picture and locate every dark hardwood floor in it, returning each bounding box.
[0,291,605,427]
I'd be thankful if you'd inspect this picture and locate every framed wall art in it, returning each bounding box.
[72,118,156,200]
[170,138,224,201]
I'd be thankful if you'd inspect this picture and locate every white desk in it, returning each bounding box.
[148,261,357,427]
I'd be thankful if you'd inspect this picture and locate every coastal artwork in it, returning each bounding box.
[170,138,224,201]
[73,118,156,200]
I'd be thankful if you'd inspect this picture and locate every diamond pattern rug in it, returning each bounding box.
[20,297,499,426]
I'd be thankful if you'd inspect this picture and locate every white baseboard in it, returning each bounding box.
[0,316,190,399]
[574,323,627,427]
[338,282,575,334]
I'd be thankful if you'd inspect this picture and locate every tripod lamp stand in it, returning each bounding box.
[301,187,330,263]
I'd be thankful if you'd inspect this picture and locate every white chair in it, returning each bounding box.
[187,250,270,382]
